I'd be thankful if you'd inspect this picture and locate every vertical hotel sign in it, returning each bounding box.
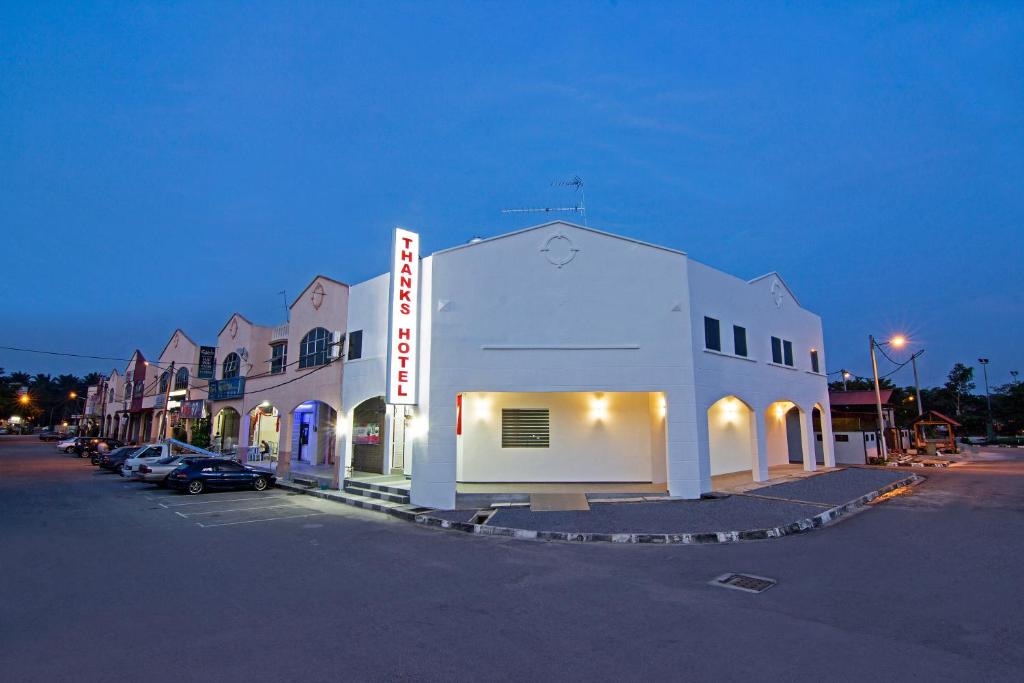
[386,227,420,404]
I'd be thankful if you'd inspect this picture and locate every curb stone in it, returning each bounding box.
[411,474,922,544]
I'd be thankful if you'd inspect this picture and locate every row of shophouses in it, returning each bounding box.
[81,221,837,509]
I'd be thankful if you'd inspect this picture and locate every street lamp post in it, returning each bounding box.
[979,358,993,440]
[869,334,907,461]
[842,370,851,392]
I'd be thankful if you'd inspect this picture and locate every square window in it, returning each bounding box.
[783,340,794,367]
[704,317,721,352]
[771,337,783,364]
[347,330,363,361]
[733,326,748,357]
[810,349,820,373]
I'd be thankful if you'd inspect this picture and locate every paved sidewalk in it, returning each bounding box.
[422,467,914,542]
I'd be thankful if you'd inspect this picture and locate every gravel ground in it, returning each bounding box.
[485,495,826,534]
[752,467,908,505]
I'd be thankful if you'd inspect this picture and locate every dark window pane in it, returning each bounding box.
[771,337,783,364]
[270,343,287,374]
[703,317,721,352]
[810,349,820,373]
[299,328,331,368]
[733,326,747,357]
[348,330,363,361]
[222,353,240,379]
[783,340,794,366]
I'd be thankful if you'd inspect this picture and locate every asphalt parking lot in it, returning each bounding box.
[2,436,1023,682]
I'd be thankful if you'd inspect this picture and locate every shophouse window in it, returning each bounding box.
[703,317,721,352]
[159,372,169,393]
[270,343,287,374]
[733,325,748,357]
[135,380,144,396]
[222,352,240,379]
[299,327,331,368]
[125,383,133,399]
[501,409,550,448]
[108,388,114,403]
[771,337,783,364]
[783,340,794,367]
[810,349,820,373]
[175,367,189,390]
[347,330,363,360]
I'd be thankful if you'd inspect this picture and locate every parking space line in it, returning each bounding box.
[179,503,300,517]
[197,512,324,528]
[159,495,289,508]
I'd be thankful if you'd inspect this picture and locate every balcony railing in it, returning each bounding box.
[271,323,289,342]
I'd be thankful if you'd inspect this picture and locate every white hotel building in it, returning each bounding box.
[340,221,835,510]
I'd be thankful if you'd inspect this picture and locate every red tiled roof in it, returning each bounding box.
[828,389,894,406]
[914,410,962,427]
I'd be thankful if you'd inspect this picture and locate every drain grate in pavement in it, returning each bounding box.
[711,573,776,594]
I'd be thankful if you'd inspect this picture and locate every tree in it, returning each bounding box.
[945,363,975,416]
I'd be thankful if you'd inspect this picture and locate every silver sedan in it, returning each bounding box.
[133,455,211,484]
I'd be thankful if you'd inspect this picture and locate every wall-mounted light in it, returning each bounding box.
[775,404,786,420]
[474,394,491,422]
[409,416,428,440]
[721,398,739,425]
[658,394,667,419]
[591,393,608,422]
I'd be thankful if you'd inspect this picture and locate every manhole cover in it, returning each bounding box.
[711,573,776,594]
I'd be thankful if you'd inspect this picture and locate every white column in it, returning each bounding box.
[381,409,394,474]
[801,409,817,472]
[820,408,836,468]
[753,411,770,482]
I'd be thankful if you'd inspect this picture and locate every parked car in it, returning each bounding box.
[167,458,275,495]
[134,455,210,485]
[74,437,123,458]
[58,437,93,454]
[0,428,9,435]
[98,446,142,473]
[39,431,64,442]
[121,444,169,479]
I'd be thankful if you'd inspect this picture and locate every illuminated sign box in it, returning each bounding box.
[386,227,420,405]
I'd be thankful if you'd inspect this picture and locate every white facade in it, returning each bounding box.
[341,221,834,509]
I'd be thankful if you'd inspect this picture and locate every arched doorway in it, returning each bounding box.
[213,407,241,455]
[707,396,757,479]
[291,400,337,466]
[104,415,112,437]
[811,404,826,465]
[247,403,281,464]
[351,397,386,474]
[766,400,808,470]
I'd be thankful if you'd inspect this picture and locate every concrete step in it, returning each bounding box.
[343,483,410,504]
[344,478,411,499]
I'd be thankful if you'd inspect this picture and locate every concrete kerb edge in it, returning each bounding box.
[271,473,922,545]
[411,473,923,544]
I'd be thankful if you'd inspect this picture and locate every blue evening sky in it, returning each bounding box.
[2,1,1021,387]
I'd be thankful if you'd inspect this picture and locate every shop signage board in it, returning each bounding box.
[208,376,245,401]
[198,346,217,379]
[386,227,420,405]
[180,400,206,419]
[353,422,381,445]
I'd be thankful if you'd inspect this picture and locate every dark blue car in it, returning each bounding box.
[166,458,275,495]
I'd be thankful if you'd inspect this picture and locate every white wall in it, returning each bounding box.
[413,223,700,508]
[458,391,661,483]
[688,261,833,486]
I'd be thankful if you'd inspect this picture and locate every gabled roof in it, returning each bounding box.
[158,328,199,360]
[217,313,254,338]
[914,410,962,427]
[829,389,894,407]
[290,275,349,309]
[431,220,686,258]
[747,271,802,307]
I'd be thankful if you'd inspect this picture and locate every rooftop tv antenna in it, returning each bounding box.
[501,176,588,226]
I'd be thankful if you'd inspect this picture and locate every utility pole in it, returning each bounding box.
[842,370,851,392]
[160,362,175,440]
[979,358,993,440]
[910,351,924,417]
[869,336,888,461]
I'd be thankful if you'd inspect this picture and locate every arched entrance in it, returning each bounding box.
[213,407,241,455]
[104,415,112,437]
[811,404,826,465]
[707,396,757,479]
[291,400,337,466]
[247,403,281,464]
[766,400,810,470]
[351,397,386,474]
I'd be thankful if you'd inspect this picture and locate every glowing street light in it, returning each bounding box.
[869,334,911,460]
[19,394,30,405]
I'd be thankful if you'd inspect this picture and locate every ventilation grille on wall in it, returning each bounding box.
[501,409,550,448]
